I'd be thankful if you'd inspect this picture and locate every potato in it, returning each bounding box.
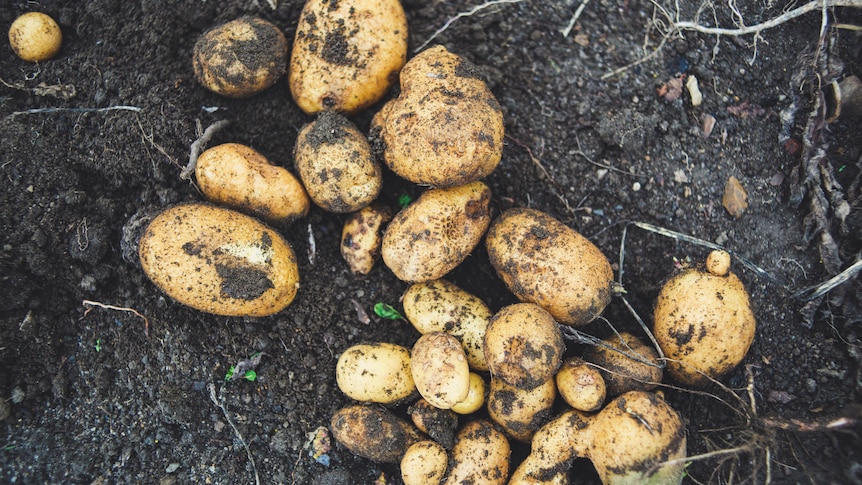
[382,182,492,283]
[484,303,564,390]
[8,12,62,62]
[411,332,471,410]
[289,0,407,114]
[408,399,458,449]
[294,111,382,213]
[336,343,415,404]
[402,279,492,371]
[401,440,448,485]
[486,208,614,326]
[138,203,299,317]
[340,204,392,275]
[195,143,310,223]
[443,420,510,485]
[330,404,423,463]
[193,17,287,98]
[373,45,504,187]
[488,377,556,443]
[555,357,606,412]
[654,250,756,386]
[584,332,662,397]
[451,373,487,415]
[508,410,589,485]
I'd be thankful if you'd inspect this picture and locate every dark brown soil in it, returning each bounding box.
[2,1,861,484]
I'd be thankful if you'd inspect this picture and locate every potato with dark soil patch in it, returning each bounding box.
[330,405,423,463]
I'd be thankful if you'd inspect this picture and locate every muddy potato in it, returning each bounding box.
[484,303,564,390]
[584,332,662,396]
[443,420,510,485]
[193,17,287,98]
[330,405,423,463]
[488,377,556,443]
[451,373,487,415]
[654,250,756,386]
[402,279,492,371]
[401,440,448,485]
[294,111,382,213]
[408,399,458,449]
[340,205,392,275]
[138,203,299,317]
[289,0,407,114]
[555,357,606,412]
[9,12,62,62]
[374,45,505,187]
[336,343,415,404]
[382,182,492,283]
[195,143,309,223]
[486,208,614,326]
[411,332,471,410]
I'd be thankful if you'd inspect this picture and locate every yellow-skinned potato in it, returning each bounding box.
[138,203,299,317]
[486,208,614,326]
[9,12,62,62]
[335,343,415,404]
[374,45,504,187]
[654,250,756,386]
[555,357,606,412]
[289,0,407,114]
[411,332,471,410]
[402,279,492,371]
[193,17,287,98]
[340,205,392,275]
[443,420,510,485]
[330,405,423,463]
[382,182,492,283]
[451,373,487,415]
[195,143,309,223]
[584,332,662,396]
[295,111,382,213]
[488,377,556,443]
[401,441,448,485]
[509,410,590,485]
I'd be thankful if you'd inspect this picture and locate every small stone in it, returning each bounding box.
[11,387,25,404]
[686,75,703,107]
[166,463,180,474]
[722,176,748,218]
[632,182,641,192]
[673,169,689,184]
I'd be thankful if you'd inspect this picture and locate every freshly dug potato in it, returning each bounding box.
[382,182,492,283]
[373,45,505,187]
[289,0,407,114]
[195,143,309,223]
[294,111,382,213]
[451,373,487,415]
[340,204,392,275]
[138,203,299,317]
[486,208,614,325]
[443,420,511,485]
[487,377,556,443]
[508,410,589,485]
[408,399,458,449]
[654,250,756,386]
[9,12,62,62]
[330,405,423,463]
[555,357,606,412]
[584,332,662,396]
[193,17,287,98]
[484,303,564,390]
[402,279,492,371]
[401,440,448,485]
[411,332,471,410]
[335,343,415,404]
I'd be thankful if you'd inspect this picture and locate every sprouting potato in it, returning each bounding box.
[584,332,662,397]
[335,343,415,404]
[340,205,393,275]
[555,357,606,412]
[330,405,423,463]
[487,376,556,443]
[411,332,471,410]
[8,12,62,62]
[401,440,448,485]
[443,420,510,485]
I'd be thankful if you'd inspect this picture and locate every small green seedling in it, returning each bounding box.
[397,193,412,208]
[95,339,102,352]
[225,352,263,382]
[374,302,405,321]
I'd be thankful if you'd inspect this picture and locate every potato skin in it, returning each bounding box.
[138,203,299,317]
[411,332,471,410]
[486,208,614,325]
[330,405,423,463]
[443,420,510,485]
[340,205,392,275]
[382,182,492,283]
[195,143,309,223]
[336,343,415,404]
[555,357,606,412]
[374,45,504,187]
[193,17,287,98]
[295,111,382,213]
[289,0,407,114]
[401,440,448,485]
[488,377,556,443]
[9,12,62,62]
[584,332,662,397]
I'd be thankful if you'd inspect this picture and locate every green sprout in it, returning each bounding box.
[95,339,102,352]
[397,194,413,208]
[225,367,257,382]
[374,302,405,321]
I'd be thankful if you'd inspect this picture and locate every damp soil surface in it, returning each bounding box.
[2,1,861,484]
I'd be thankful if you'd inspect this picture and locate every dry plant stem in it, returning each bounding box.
[618,294,667,366]
[182,119,230,180]
[82,300,150,336]
[9,105,140,117]
[208,383,261,485]
[414,0,525,52]
[792,256,862,301]
[560,0,591,37]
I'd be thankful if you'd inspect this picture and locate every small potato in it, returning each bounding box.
[138,203,299,317]
[408,399,458,449]
[486,208,614,326]
[508,410,588,485]
[487,377,556,443]
[289,0,407,114]
[401,441,448,485]
[402,279,492,371]
[584,332,662,396]
[330,405,423,463]
[193,17,287,98]
[451,373,487,415]
[294,111,382,213]
[411,332,471,410]
[374,45,505,187]
[382,182,492,283]
[195,143,309,223]
[336,343,415,404]
[340,205,392,275]
[484,303,564,390]
[555,357,606,412]
[8,12,62,62]
[443,420,510,485]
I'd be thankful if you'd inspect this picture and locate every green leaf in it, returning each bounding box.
[225,366,236,382]
[243,370,257,382]
[374,302,404,320]
[397,194,412,208]
[94,339,102,352]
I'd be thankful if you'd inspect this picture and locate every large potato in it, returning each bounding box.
[195,143,309,223]
[330,405,423,463]
[374,45,504,187]
[486,208,614,325]
[289,0,407,114]
[443,420,510,485]
[382,182,492,283]
[336,343,415,404]
[294,111,382,213]
[138,203,299,317]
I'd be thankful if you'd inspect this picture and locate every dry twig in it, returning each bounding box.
[82,300,150,336]
[181,119,230,180]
